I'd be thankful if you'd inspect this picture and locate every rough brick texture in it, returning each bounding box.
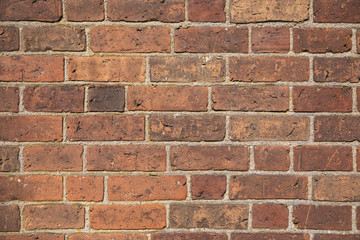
[0,27,19,51]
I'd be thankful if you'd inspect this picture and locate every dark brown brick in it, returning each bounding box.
[232,233,310,240]
[313,176,360,201]
[314,0,360,23]
[66,0,104,21]
[0,234,64,240]
[293,205,351,230]
[314,58,360,83]
[0,26,19,51]
[230,57,309,82]
[0,205,20,232]
[252,204,288,229]
[150,115,225,141]
[67,176,103,202]
[188,0,225,22]
[254,146,290,171]
[252,28,290,53]
[23,27,86,52]
[169,204,248,229]
[230,175,308,199]
[0,87,18,112]
[191,175,226,200]
[314,234,360,240]
[152,232,227,240]
[175,27,248,53]
[294,146,352,171]
[68,233,147,240]
[212,86,289,111]
[88,86,125,112]
[0,147,19,172]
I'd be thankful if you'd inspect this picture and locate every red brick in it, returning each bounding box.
[68,56,145,82]
[230,175,307,199]
[91,27,171,53]
[358,88,360,111]
[293,28,352,53]
[188,0,225,22]
[0,175,62,201]
[230,115,310,141]
[68,233,147,240]
[108,175,187,201]
[128,86,208,111]
[0,234,64,240]
[150,115,225,141]
[314,0,360,23]
[191,175,226,200]
[87,145,166,171]
[252,204,288,229]
[88,86,125,112]
[90,204,166,230]
[0,205,20,232]
[150,56,225,83]
[313,176,360,201]
[358,207,360,230]
[175,27,248,53]
[0,26,19,51]
[0,56,64,82]
[358,148,360,171]
[0,116,62,142]
[107,0,184,22]
[66,0,104,21]
[169,204,248,229]
[254,146,290,171]
[170,145,249,171]
[230,57,309,82]
[232,233,310,240]
[67,115,144,141]
[0,0,62,22]
[24,86,84,113]
[24,145,83,171]
[358,31,360,53]
[24,205,84,230]
[314,57,360,83]
[67,176,103,202]
[314,234,360,240]
[152,232,227,240]
[252,28,290,53]
[294,146,352,171]
[23,27,86,52]
[293,205,351,230]
[0,147,19,172]
[314,116,360,142]
[0,87,18,112]
[212,86,289,111]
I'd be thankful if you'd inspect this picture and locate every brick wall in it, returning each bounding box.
[0,0,360,239]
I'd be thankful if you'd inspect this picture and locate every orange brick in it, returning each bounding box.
[67,176,103,202]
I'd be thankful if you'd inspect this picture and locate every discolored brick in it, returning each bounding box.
[67,176,103,202]
[0,205,20,232]
[0,147,19,172]
[254,146,290,171]
[314,234,360,240]
[358,31,360,53]
[0,87,18,112]
[88,86,125,112]
[313,176,360,201]
[0,234,64,240]
[0,26,19,51]
[68,233,147,240]
[188,0,225,22]
[152,232,227,240]
[191,175,226,200]
[66,0,104,21]
[252,28,290,53]
[252,204,288,229]
[232,233,310,240]
[313,0,360,23]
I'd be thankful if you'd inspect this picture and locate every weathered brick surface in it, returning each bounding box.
[0,87,18,112]
[88,86,125,112]
[313,176,360,201]
[0,147,19,172]
[252,28,290,53]
[0,26,19,51]
[232,233,310,240]
[313,0,360,23]
[67,176,103,202]
[254,146,290,171]
[191,175,226,200]
[188,0,225,22]
[252,204,288,229]
[314,234,360,240]
[152,232,227,240]
[66,0,104,21]
[0,205,20,232]
[68,234,147,240]
[0,235,64,240]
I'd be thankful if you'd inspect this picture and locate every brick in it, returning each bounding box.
[0,87,18,112]
[90,204,166,229]
[0,26,19,51]
[0,116,62,142]
[0,0,62,22]
[24,145,83,171]
[0,175,62,201]
[252,204,288,229]
[230,0,309,23]
[24,205,84,230]
[87,145,166,171]
[0,205,20,232]
[67,176,103,202]
[67,115,144,141]
[108,0,184,22]
[230,57,309,82]
[358,89,360,111]
[358,31,360,53]
[24,86,84,113]
[313,176,360,201]
[23,27,86,52]
[314,0,360,23]
[294,86,352,112]
[68,233,147,240]
[230,115,310,141]
[294,146,352,171]
[314,58,360,83]
[66,0,104,21]
[254,146,290,171]
[170,145,249,171]
[0,147,19,172]
[0,56,64,82]
[230,175,307,199]
[358,148,360,171]
[314,234,360,240]
[108,175,187,201]
[88,86,125,112]
[150,56,225,83]
[169,204,248,229]
[188,0,225,22]
[293,28,352,53]
[128,86,208,111]
[212,86,289,111]
[232,233,310,240]
[150,115,225,141]
[293,205,351,230]
[175,27,248,53]
[91,27,171,53]
[68,56,145,82]
[358,207,360,230]
[0,235,64,240]
[314,116,360,142]
[152,232,227,240]
[191,175,226,200]
[252,28,290,53]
